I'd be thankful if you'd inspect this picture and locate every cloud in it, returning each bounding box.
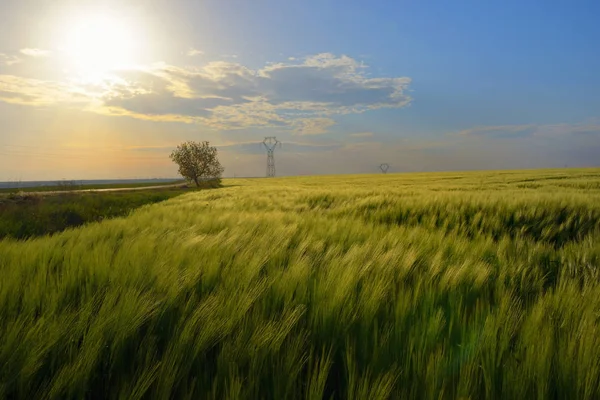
[293,118,336,135]
[533,123,600,138]
[0,53,412,134]
[20,48,50,57]
[349,132,374,137]
[458,124,536,137]
[187,48,204,57]
[217,140,342,155]
[110,54,411,131]
[0,54,21,66]
[259,54,410,110]
[101,70,225,118]
[0,75,92,106]
[457,123,600,139]
[113,140,342,156]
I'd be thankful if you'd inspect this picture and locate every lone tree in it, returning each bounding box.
[170,141,224,187]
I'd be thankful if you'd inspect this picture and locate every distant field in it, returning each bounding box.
[1,168,599,399]
[0,179,185,193]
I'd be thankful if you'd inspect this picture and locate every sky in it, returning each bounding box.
[0,0,599,180]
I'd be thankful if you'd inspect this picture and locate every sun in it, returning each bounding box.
[62,14,139,81]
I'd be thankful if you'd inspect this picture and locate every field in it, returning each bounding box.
[1,168,599,399]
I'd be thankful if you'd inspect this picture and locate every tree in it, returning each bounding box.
[170,141,224,187]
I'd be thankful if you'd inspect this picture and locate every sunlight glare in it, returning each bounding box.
[62,14,139,81]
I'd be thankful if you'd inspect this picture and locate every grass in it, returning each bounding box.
[1,168,599,399]
[0,187,193,240]
[0,180,185,193]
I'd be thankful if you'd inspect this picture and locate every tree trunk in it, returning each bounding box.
[193,177,200,187]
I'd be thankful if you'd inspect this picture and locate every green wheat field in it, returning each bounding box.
[1,168,600,399]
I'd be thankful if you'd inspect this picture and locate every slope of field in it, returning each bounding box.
[1,169,600,399]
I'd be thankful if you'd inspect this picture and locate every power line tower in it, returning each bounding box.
[262,137,281,177]
[380,163,390,174]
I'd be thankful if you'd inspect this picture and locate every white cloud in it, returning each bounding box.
[20,48,50,57]
[187,48,204,57]
[0,53,21,66]
[293,118,336,135]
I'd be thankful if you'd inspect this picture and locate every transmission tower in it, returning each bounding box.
[380,163,390,174]
[262,137,281,177]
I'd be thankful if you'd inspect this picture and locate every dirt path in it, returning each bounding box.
[1,183,189,196]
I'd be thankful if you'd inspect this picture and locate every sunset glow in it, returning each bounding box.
[0,1,598,181]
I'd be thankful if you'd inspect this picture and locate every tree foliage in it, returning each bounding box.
[170,141,224,187]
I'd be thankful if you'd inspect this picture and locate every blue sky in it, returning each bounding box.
[0,0,599,180]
